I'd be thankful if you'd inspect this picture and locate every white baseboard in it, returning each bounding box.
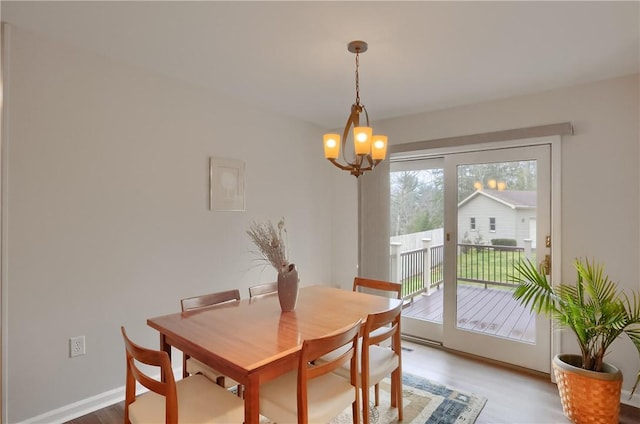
[18,386,125,424]
[16,366,183,424]
[621,388,640,407]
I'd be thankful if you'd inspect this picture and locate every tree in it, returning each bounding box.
[390,171,422,236]
[390,169,444,236]
[407,211,434,233]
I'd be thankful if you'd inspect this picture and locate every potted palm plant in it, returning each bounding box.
[510,257,640,424]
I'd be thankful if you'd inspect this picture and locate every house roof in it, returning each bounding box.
[458,189,536,209]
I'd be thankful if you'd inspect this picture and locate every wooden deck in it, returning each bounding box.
[402,284,535,343]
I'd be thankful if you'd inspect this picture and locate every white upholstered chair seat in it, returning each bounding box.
[129,374,243,423]
[186,357,240,389]
[260,369,356,423]
[121,326,244,424]
[333,344,399,386]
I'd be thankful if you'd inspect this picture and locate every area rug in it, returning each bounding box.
[260,373,487,424]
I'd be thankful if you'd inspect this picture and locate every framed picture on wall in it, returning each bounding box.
[209,157,245,211]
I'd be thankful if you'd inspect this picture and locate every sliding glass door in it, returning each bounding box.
[391,158,445,342]
[394,145,552,372]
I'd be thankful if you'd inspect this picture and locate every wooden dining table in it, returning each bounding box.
[147,284,402,424]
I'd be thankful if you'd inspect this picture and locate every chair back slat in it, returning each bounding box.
[181,289,240,312]
[364,301,403,341]
[353,277,401,299]
[249,282,278,299]
[368,322,398,346]
[303,320,360,379]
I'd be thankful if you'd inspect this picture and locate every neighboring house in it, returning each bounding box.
[457,189,536,247]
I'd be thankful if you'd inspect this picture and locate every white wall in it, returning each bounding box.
[3,26,336,422]
[355,74,640,396]
[329,170,358,291]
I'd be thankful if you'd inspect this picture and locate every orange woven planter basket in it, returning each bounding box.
[552,354,623,424]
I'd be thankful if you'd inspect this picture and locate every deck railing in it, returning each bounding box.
[457,243,531,288]
[390,239,534,299]
[391,240,444,299]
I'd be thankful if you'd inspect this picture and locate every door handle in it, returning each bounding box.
[540,254,551,276]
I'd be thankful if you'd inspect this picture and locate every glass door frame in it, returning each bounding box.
[393,136,562,373]
[443,144,551,372]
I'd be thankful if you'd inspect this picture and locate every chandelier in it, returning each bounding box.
[323,41,388,177]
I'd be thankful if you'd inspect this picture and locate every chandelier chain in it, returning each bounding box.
[355,51,360,106]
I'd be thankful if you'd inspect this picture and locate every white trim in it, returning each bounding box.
[550,135,562,383]
[391,135,562,161]
[18,386,124,424]
[1,23,10,424]
[621,388,640,407]
[390,122,572,157]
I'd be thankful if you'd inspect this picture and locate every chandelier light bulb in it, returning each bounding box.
[371,135,388,160]
[356,132,368,142]
[323,133,340,159]
[353,126,372,155]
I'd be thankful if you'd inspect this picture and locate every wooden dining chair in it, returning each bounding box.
[359,301,404,424]
[329,301,404,424]
[353,276,402,402]
[248,281,277,299]
[180,289,243,396]
[259,319,362,424]
[318,277,402,402]
[120,326,244,424]
[353,276,402,299]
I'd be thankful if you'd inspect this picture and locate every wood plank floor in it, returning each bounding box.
[402,341,639,424]
[402,285,536,343]
[65,340,639,423]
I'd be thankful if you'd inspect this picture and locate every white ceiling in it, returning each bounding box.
[2,1,639,129]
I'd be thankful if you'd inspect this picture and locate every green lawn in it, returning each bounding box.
[457,249,536,285]
[400,249,537,297]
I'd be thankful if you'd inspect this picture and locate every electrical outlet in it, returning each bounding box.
[70,336,86,357]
